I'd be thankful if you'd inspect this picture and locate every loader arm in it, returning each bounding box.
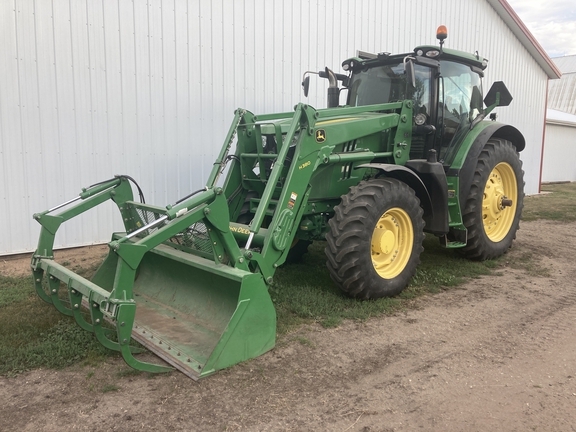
[218,102,411,280]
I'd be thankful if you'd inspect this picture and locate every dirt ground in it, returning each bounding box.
[1,219,575,431]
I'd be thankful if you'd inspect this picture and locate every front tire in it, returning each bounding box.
[325,178,425,299]
[460,138,524,260]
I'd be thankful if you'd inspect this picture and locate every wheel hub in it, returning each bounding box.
[374,229,395,255]
[482,162,518,242]
[371,208,413,279]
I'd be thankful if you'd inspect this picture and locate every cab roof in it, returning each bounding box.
[343,45,488,73]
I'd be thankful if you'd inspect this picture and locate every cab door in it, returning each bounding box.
[435,60,484,164]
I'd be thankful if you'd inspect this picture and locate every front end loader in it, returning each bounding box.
[32,27,524,378]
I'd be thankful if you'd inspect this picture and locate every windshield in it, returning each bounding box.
[347,62,433,116]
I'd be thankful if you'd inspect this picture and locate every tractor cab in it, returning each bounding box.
[341,36,489,166]
[307,26,511,168]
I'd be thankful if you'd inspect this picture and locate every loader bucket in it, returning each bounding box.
[90,244,276,379]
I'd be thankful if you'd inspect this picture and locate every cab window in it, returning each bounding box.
[348,62,433,118]
[437,61,483,163]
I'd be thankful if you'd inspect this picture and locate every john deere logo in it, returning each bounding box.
[315,129,326,143]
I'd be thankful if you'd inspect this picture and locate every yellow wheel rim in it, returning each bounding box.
[482,162,518,242]
[371,208,414,279]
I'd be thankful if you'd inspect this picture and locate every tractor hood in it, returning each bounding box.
[258,112,392,135]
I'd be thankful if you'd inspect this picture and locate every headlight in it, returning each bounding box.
[414,113,427,126]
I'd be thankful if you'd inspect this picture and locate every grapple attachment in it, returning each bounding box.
[31,177,276,379]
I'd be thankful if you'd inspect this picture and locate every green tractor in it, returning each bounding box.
[31,27,523,379]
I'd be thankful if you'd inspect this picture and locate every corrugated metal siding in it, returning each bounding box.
[542,123,576,182]
[548,72,576,116]
[553,55,576,74]
[0,0,550,255]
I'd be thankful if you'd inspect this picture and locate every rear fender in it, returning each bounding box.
[449,122,525,206]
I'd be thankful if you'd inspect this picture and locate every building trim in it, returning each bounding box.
[538,79,550,192]
[488,0,562,79]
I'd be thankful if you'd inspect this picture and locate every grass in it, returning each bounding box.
[269,182,576,333]
[291,336,316,348]
[508,248,552,277]
[0,182,573,376]
[0,274,114,376]
[116,367,144,378]
[522,182,576,222]
[271,236,496,333]
[101,384,120,393]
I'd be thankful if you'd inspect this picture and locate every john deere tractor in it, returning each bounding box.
[31,27,524,379]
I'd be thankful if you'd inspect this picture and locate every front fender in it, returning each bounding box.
[357,163,433,218]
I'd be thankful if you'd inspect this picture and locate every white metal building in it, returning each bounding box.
[542,109,576,182]
[0,0,561,255]
[548,55,576,115]
[542,55,576,183]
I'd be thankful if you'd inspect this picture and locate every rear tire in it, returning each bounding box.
[460,138,524,260]
[325,178,425,299]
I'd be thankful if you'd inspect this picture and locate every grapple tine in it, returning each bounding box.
[33,268,52,304]
[47,272,73,317]
[116,303,174,374]
[68,286,94,333]
[89,299,144,354]
[119,344,174,374]
[90,301,122,352]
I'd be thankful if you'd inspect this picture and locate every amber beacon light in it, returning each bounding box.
[436,25,448,42]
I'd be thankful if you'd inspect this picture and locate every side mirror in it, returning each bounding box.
[302,76,310,97]
[484,81,513,108]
